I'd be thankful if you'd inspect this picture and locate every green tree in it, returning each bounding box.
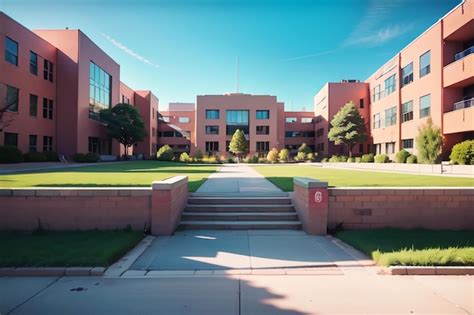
[278,148,290,162]
[328,102,368,157]
[100,103,147,157]
[297,143,312,155]
[229,129,248,159]
[416,117,443,164]
[266,148,279,163]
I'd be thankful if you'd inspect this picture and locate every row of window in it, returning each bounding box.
[285,131,315,138]
[204,141,272,153]
[286,117,313,123]
[89,62,111,120]
[157,131,188,138]
[160,116,190,123]
[4,133,53,151]
[373,139,413,155]
[373,94,431,129]
[88,137,112,155]
[3,85,54,119]
[204,125,272,135]
[205,110,270,120]
[5,36,54,82]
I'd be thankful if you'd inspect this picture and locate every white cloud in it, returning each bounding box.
[345,24,410,46]
[284,49,338,61]
[101,33,159,69]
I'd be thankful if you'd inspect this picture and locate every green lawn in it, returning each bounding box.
[335,228,474,266]
[0,161,218,191]
[253,165,474,190]
[0,229,144,267]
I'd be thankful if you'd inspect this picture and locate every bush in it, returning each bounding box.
[226,156,235,163]
[360,153,374,163]
[406,155,417,164]
[449,140,474,165]
[306,152,315,162]
[202,155,219,164]
[328,155,347,162]
[156,145,174,161]
[179,152,191,163]
[43,151,59,162]
[258,157,267,164]
[347,157,355,163]
[395,149,411,163]
[355,157,362,163]
[375,154,390,163]
[321,157,328,163]
[297,143,312,155]
[193,149,203,161]
[0,145,24,163]
[294,151,306,162]
[278,149,290,162]
[23,152,47,162]
[416,117,443,164]
[266,148,279,163]
[72,153,100,163]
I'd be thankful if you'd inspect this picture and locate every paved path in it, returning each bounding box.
[196,164,284,195]
[1,274,472,314]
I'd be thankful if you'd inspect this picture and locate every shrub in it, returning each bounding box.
[72,153,100,163]
[355,157,362,163]
[258,157,267,164]
[226,156,235,163]
[416,117,443,164]
[0,145,24,163]
[266,148,279,163]
[375,154,390,163]
[395,149,411,163]
[297,143,312,155]
[248,155,259,163]
[202,155,219,164]
[321,157,328,163]
[156,145,174,161]
[84,153,100,162]
[449,140,474,165]
[306,152,315,162]
[278,149,290,162]
[328,155,347,162]
[43,151,59,162]
[294,151,306,162]
[360,153,374,163]
[179,152,191,163]
[193,149,203,161]
[406,155,417,164]
[23,152,47,162]
[347,157,355,163]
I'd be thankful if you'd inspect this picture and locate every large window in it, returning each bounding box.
[205,141,219,152]
[420,50,431,77]
[179,117,190,123]
[5,37,18,66]
[29,135,37,152]
[43,59,54,82]
[4,132,18,147]
[256,110,269,119]
[301,117,313,123]
[256,126,269,135]
[206,110,219,119]
[226,110,249,135]
[43,136,53,152]
[401,100,413,123]
[401,62,413,87]
[256,141,270,152]
[89,62,111,120]
[285,117,297,123]
[384,106,397,127]
[285,131,300,137]
[30,94,38,117]
[372,85,381,102]
[205,125,219,135]
[88,137,100,154]
[385,142,395,154]
[420,94,431,118]
[43,98,53,119]
[384,74,396,96]
[30,51,38,75]
[373,113,381,129]
[5,85,19,112]
[402,139,414,150]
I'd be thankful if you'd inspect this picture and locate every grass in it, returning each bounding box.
[253,165,474,190]
[0,161,219,191]
[335,228,474,266]
[0,229,144,267]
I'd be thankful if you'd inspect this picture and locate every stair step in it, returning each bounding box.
[179,220,302,230]
[188,197,291,205]
[190,192,289,198]
[182,211,299,221]
[185,204,294,212]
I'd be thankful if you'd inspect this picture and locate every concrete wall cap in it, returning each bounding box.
[293,177,328,188]
[152,176,188,190]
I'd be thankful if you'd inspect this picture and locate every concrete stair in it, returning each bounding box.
[179,194,302,230]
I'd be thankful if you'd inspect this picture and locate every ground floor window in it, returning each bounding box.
[385,142,395,154]
[256,141,269,153]
[4,132,18,147]
[88,137,100,154]
[205,141,219,153]
[374,143,382,155]
[402,138,414,150]
[29,135,37,152]
[43,136,53,151]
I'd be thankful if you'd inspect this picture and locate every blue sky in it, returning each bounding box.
[3,0,459,111]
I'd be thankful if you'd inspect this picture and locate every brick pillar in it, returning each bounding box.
[292,177,328,235]
[151,176,188,235]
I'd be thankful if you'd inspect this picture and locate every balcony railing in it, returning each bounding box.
[455,46,474,61]
[453,97,473,111]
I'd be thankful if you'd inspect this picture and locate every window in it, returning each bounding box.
[317,128,324,137]
[178,117,190,123]
[4,133,18,147]
[121,95,130,104]
[30,51,38,75]
[359,99,364,109]
[42,98,53,119]
[256,141,270,152]
[89,62,111,120]
[384,74,396,96]
[5,37,18,66]
[420,51,431,77]
[402,139,414,149]
[43,59,54,82]
[206,110,219,119]
[205,141,219,152]
[205,126,219,135]
[88,137,100,154]
[29,135,37,152]
[301,117,313,123]
[152,109,155,119]
[256,126,269,135]
[29,94,38,117]
[226,110,249,135]
[373,113,381,129]
[226,141,230,152]
[256,110,269,119]
[5,85,19,112]
[285,131,301,137]
[384,106,397,127]
[385,142,395,154]
[372,85,381,102]
[401,100,413,123]
[420,94,431,118]
[163,131,174,137]
[43,136,53,151]
[401,62,413,87]
[152,128,155,137]
[286,117,297,123]
[374,143,382,155]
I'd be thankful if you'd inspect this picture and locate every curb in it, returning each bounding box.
[380,266,474,276]
[0,266,106,277]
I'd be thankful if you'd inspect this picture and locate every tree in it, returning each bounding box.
[266,148,279,163]
[416,117,443,164]
[328,102,368,157]
[297,143,312,155]
[0,83,18,135]
[278,148,290,162]
[100,103,147,157]
[229,129,248,159]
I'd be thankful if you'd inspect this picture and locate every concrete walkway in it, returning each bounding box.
[196,164,284,195]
